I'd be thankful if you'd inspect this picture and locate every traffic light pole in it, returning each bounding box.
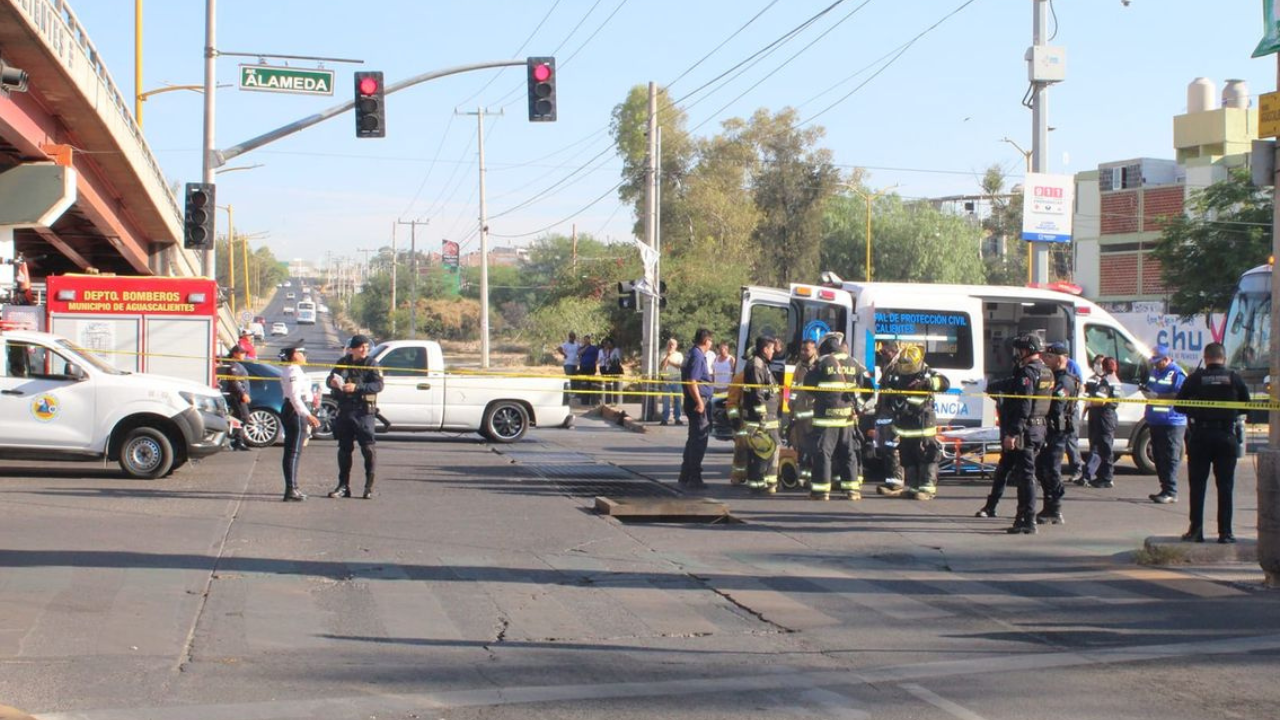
[213,60,527,168]
[200,0,217,277]
[1029,0,1051,285]
[640,83,659,420]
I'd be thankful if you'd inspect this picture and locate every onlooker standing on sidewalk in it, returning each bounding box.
[711,341,736,394]
[577,335,600,405]
[279,346,320,502]
[1174,342,1250,544]
[557,331,580,396]
[599,338,623,405]
[1143,344,1187,504]
[678,328,715,490]
[659,337,684,425]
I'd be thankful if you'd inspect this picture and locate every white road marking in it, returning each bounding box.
[900,683,988,720]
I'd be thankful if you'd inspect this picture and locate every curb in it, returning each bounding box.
[1141,535,1258,565]
[598,405,647,434]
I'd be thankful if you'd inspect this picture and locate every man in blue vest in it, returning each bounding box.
[1143,344,1187,504]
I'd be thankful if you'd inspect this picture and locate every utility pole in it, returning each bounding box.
[200,0,216,278]
[1261,52,1280,586]
[458,107,501,369]
[390,221,397,338]
[640,82,659,420]
[1028,0,1053,285]
[396,219,429,339]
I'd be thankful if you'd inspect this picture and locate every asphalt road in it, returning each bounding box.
[2,285,1278,719]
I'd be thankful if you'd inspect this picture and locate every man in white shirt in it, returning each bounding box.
[557,331,581,397]
[660,337,684,425]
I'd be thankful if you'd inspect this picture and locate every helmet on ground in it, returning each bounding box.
[895,345,925,375]
[746,429,777,459]
[818,331,845,355]
[1011,334,1043,354]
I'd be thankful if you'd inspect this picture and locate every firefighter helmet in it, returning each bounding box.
[746,428,777,459]
[895,345,925,375]
[818,331,845,355]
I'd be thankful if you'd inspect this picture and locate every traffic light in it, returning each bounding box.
[526,57,556,122]
[354,71,385,138]
[0,58,28,96]
[617,280,637,311]
[183,183,216,250]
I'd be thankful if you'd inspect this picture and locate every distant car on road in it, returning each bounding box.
[270,322,289,336]
[286,292,296,299]
[282,306,294,315]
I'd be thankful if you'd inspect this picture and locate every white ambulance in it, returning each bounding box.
[0,325,229,479]
[737,276,1157,473]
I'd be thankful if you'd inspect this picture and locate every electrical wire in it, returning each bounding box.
[397,114,457,220]
[799,0,978,126]
[666,0,781,90]
[452,0,563,108]
[687,0,875,133]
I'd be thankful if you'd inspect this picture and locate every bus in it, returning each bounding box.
[295,299,317,325]
[1224,263,1271,409]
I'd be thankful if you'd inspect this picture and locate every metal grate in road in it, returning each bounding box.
[502,451,677,498]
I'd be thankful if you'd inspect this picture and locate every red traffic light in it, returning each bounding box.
[532,63,553,83]
[358,76,379,96]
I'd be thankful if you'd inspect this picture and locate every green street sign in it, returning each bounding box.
[238,65,335,96]
[1254,0,1280,58]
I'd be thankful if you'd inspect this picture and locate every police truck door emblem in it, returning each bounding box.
[31,394,60,422]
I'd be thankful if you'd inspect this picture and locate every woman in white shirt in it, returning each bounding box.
[659,337,684,425]
[279,346,320,502]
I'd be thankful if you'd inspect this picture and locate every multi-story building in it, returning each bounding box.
[1070,78,1257,366]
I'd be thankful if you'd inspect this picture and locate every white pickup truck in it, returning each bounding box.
[0,326,230,478]
[311,340,572,443]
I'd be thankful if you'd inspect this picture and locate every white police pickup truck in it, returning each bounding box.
[311,339,572,443]
[0,327,229,479]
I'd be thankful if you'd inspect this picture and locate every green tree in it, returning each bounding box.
[1151,168,1272,316]
[821,188,986,284]
[609,85,695,238]
[735,108,841,286]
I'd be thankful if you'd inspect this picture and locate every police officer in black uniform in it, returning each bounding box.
[992,334,1054,535]
[1174,342,1250,543]
[218,344,253,450]
[327,334,385,499]
[1034,342,1080,525]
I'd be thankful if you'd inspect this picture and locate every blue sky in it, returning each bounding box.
[68,0,1277,265]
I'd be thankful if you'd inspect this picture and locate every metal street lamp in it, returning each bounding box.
[849,184,898,281]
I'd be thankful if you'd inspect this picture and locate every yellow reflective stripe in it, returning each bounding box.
[793,410,814,419]
[813,418,850,427]
[822,407,854,417]
[761,421,781,430]
[893,426,938,437]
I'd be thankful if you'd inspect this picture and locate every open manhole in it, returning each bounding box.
[595,496,743,524]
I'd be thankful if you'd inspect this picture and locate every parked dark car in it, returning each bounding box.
[236,360,285,447]
[234,360,323,447]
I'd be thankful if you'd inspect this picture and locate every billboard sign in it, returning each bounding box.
[1021,172,1074,243]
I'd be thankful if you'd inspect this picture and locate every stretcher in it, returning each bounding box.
[936,426,1000,479]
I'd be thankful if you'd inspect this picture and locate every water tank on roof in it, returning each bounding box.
[1187,77,1216,113]
[1223,79,1250,109]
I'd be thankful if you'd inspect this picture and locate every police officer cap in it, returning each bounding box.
[278,345,305,361]
[1011,334,1043,353]
[1044,341,1069,356]
[348,334,373,349]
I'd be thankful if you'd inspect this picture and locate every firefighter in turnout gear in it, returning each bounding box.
[788,339,819,490]
[877,345,949,500]
[992,334,1055,534]
[803,332,863,501]
[873,341,907,496]
[742,335,782,494]
[724,366,749,484]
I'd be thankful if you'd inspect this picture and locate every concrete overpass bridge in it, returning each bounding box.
[0,0,202,285]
